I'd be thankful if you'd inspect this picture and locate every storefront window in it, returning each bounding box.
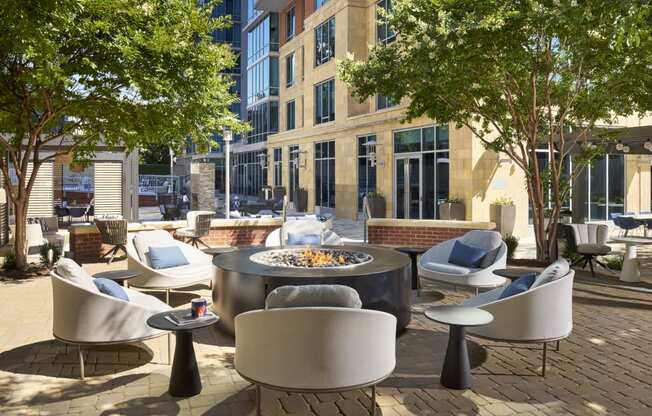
[315,140,335,208]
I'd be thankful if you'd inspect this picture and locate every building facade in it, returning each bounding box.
[254,0,652,236]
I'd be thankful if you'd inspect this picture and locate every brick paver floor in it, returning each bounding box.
[1,259,652,415]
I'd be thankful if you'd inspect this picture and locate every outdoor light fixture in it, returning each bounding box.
[290,148,307,168]
[616,141,624,151]
[644,140,652,151]
[362,138,380,167]
[257,153,267,169]
[623,145,631,153]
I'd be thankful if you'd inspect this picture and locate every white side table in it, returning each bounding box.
[611,237,652,282]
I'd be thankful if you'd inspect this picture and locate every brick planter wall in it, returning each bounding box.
[69,218,281,263]
[367,219,496,247]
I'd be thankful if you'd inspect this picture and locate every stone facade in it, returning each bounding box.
[190,161,216,211]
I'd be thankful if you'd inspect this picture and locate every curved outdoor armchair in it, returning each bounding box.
[51,271,171,379]
[126,230,214,302]
[235,307,396,415]
[418,230,507,292]
[265,219,342,246]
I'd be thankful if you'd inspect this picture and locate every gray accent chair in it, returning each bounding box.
[96,219,128,264]
[175,211,214,249]
[565,223,610,277]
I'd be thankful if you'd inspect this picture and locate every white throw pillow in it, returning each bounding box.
[55,258,98,293]
[265,284,362,309]
[531,259,570,289]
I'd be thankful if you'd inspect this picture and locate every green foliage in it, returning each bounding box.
[601,255,624,271]
[340,0,652,260]
[2,252,17,270]
[492,197,514,206]
[446,196,463,204]
[503,234,519,260]
[562,245,582,265]
[39,242,62,267]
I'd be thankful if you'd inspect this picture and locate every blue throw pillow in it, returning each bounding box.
[287,233,321,246]
[149,246,189,269]
[499,273,537,300]
[448,240,489,268]
[93,278,129,302]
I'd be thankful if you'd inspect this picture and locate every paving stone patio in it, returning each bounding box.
[1,253,652,415]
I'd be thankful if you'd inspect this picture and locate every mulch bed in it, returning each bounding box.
[0,264,50,282]
[507,258,551,268]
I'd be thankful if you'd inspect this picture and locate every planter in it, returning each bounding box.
[273,186,286,200]
[439,202,465,221]
[293,189,308,212]
[366,195,386,218]
[490,204,516,236]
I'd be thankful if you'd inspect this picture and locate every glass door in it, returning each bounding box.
[395,156,421,218]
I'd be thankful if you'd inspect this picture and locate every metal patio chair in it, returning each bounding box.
[96,219,128,264]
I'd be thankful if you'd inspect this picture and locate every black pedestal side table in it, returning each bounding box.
[424,305,493,389]
[395,247,428,291]
[147,309,219,397]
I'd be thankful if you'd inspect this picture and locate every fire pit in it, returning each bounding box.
[250,248,373,268]
[212,245,411,335]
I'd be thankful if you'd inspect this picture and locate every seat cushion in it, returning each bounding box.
[531,259,570,289]
[149,246,190,269]
[133,230,175,263]
[287,232,321,246]
[576,243,611,255]
[422,261,476,275]
[94,278,129,302]
[448,240,488,268]
[55,258,98,293]
[265,285,362,309]
[499,273,537,300]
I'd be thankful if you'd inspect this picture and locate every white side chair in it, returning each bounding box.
[463,265,574,376]
[418,230,507,294]
[265,219,342,246]
[175,211,215,248]
[235,307,396,415]
[126,230,214,303]
[51,268,171,379]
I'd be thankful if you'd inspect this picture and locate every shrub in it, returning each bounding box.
[39,242,61,267]
[493,196,514,206]
[503,234,519,260]
[601,255,623,271]
[446,196,463,204]
[2,252,17,270]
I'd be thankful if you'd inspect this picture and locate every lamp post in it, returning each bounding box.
[168,147,174,196]
[224,128,232,219]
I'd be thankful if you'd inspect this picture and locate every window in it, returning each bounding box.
[286,100,296,130]
[289,145,300,202]
[273,148,283,187]
[232,150,268,197]
[315,140,335,208]
[316,0,329,10]
[376,95,396,110]
[285,53,295,87]
[247,14,279,63]
[315,17,335,66]
[376,0,395,44]
[358,135,377,211]
[586,154,624,221]
[246,101,279,143]
[246,57,279,105]
[286,7,295,40]
[315,78,335,124]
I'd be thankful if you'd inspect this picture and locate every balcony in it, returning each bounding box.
[253,0,287,13]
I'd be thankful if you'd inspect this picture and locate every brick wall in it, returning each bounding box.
[368,225,487,247]
[70,223,277,263]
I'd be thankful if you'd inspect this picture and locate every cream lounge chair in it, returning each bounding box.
[51,259,171,379]
[265,219,342,246]
[463,260,574,376]
[418,230,507,293]
[126,230,213,303]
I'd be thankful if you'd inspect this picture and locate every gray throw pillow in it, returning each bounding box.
[531,259,570,289]
[265,285,362,309]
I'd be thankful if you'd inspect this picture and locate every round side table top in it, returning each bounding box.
[424,305,493,327]
[493,268,540,280]
[147,309,219,332]
[93,270,142,281]
[611,237,652,245]
[202,246,239,256]
[395,246,429,255]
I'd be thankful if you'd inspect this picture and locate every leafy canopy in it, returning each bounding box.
[0,0,246,163]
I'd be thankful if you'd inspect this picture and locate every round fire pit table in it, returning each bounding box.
[147,309,219,397]
[424,305,493,390]
[212,245,412,335]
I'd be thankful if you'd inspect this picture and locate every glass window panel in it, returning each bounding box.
[423,153,435,219]
[394,129,421,153]
[608,154,624,216]
[423,127,435,151]
[436,153,450,218]
[437,125,449,150]
[588,155,607,221]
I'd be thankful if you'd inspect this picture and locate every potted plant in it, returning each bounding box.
[561,209,573,224]
[294,187,308,212]
[490,196,516,236]
[439,196,465,220]
[365,192,386,218]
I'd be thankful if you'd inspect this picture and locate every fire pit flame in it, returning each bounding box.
[250,248,373,269]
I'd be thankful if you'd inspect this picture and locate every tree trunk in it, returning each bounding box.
[13,199,29,270]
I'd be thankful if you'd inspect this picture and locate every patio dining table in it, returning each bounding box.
[610,236,652,282]
[621,213,652,237]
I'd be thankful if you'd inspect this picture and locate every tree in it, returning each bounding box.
[0,0,247,270]
[340,0,652,261]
